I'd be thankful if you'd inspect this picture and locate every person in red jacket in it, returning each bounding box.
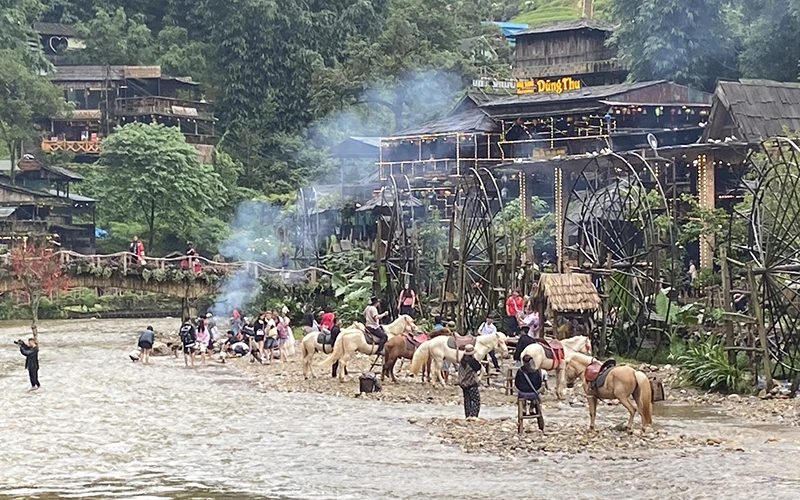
[319,308,335,333]
[129,236,145,265]
[505,290,524,337]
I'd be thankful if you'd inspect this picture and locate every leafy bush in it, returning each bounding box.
[673,335,749,393]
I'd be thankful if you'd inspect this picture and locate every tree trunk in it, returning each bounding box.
[148,199,156,253]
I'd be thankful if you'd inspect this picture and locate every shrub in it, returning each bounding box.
[674,334,749,393]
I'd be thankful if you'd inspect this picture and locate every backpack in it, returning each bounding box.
[359,372,382,393]
[276,320,289,339]
[179,324,195,345]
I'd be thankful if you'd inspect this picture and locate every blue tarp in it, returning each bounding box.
[95,227,108,238]
[490,21,529,43]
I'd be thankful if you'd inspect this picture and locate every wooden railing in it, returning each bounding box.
[1,250,331,280]
[41,140,102,154]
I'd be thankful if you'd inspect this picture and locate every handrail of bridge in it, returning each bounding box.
[0,250,334,278]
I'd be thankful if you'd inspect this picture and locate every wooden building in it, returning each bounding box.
[0,159,95,252]
[512,19,625,86]
[40,65,217,159]
[34,22,83,65]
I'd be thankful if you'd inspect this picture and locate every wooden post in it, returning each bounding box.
[747,265,773,391]
[554,167,565,269]
[698,154,715,270]
[720,248,736,365]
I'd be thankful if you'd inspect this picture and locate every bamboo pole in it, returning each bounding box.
[720,248,736,365]
[747,265,773,391]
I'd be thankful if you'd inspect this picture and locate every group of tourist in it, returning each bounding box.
[224,307,292,366]
[127,236,202,272]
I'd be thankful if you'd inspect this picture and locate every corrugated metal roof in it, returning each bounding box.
[33,22,76,37]
[395,107,500,135]
[51,65,126,81]
[478,81,664,109]
[48,190,95,202]
[515,19,616,37]
[42,164,84,181]
[0,207,19,218]
[710,79,800,143]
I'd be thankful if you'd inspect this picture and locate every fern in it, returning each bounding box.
[675,335,749,393]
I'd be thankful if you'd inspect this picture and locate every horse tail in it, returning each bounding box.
[633,370,653,427]
[409,341,430,375]
[317,333,344,367]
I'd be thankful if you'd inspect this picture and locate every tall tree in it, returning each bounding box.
[311,0,487,131]
[0,49,65,177]
[95,122,223,251]
[735,0,800,81]
[72,7,154,66]
[1,0,65,177]
[609,0,734,88]
[9,244,70,343]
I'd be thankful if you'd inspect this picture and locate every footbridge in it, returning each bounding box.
[0,251,328,316]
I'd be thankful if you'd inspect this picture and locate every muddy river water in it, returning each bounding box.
[1,319,799,499]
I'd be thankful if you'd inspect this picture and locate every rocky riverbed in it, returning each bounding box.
[416,417,737,459]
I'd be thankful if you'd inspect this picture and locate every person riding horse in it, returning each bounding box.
[364,296,389,355]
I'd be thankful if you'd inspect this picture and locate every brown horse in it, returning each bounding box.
[382,328,453,382]
[567,352,653,433]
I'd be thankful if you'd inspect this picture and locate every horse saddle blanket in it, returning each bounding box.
[447,334,474,350]
[364,327,383,345]
[317,332,332,345]
[533,338,564,363]
[404,333,428,351]
[585,359,617,392]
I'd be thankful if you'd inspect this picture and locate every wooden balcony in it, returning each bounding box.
[114,97,215,121]
[41,140,101,154]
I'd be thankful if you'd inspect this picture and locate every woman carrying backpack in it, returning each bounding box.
[459,344,482,419]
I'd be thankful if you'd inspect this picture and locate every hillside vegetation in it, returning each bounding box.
[511,0,611,25]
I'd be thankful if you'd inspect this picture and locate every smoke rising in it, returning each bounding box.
[211,200,287,317]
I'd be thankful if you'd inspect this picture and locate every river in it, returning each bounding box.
[1,318,799,499]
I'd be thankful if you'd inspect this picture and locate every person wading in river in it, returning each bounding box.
[179,319,197,368]
[364,296,389,355]
[195,318,210,366]
[138,326,155,364]
[459,344,482,419]
[17,338,40,391]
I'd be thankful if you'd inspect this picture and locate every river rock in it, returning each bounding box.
[151,341,170,356]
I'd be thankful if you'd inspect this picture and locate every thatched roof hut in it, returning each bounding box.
[532,273,600,313]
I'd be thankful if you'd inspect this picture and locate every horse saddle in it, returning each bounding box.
[364,327,384,345]
[317,332,332,345]
[585,359,617,393]
[447,333,474,350]
[533,337,564,362]
[404,333,428,351]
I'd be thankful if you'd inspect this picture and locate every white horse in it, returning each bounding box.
[317,315,418,381]
[408,332,509,386]
[518,335,592,400]
[300,322,365,379]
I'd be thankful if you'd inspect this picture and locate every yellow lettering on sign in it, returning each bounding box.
[523,77,582,94]
[515,80,536,94]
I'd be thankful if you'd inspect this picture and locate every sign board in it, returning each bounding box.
[516,77,581,94]
[472,76,582,94]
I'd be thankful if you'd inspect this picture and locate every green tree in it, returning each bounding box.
[608,0,734,88]
[95,122,223,251]
[311,0,484,131]
[72,7,154,65]
[735,0,800,81]
[0,52,65,178]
